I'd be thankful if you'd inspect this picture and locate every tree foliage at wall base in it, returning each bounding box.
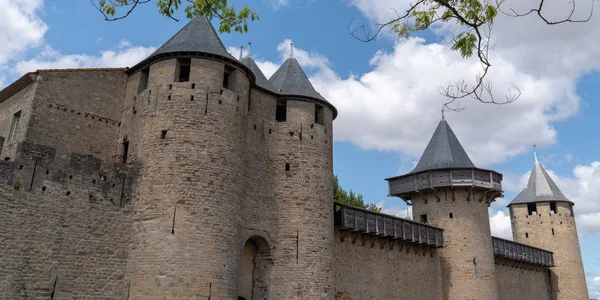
[334,175,381,212]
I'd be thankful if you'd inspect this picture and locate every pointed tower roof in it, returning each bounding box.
[386,117,503,203]
[241,56,277,93]
[269,57,326,101]
[150,16,233,59]
[269,56,337,118]
[128,16,247,74]
[410,118,476,173]
[509,160,571,206]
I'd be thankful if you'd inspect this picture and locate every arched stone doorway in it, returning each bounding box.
[238,236,272,300]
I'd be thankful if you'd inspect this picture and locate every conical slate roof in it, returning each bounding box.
[150,16,234,59]
[509,159,571,205]
[241,56,277,93]
[269,57,326,101]
[410,118,475,173]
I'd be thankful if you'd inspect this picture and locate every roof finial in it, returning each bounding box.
[533,144,539,163]
[290,42,295,58]
[239,46,244,60]
[441,108,445,120]
[247,42,252,58]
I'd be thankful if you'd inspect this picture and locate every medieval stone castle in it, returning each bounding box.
[0,16,589,299]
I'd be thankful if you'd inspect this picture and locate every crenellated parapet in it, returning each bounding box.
[0,140,136,208]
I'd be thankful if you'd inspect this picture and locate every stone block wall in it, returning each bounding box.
[333,230,443,299]
[0,159,132,300]
[24,70,126,169]
[0,77,38,160]
[495,262,552,300]
[412,188,500,300]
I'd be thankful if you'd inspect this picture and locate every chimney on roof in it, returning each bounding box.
[248,42,252,58]
[239,46,243,60]
[290,42,295,58]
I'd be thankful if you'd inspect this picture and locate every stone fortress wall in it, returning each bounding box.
[0,149,133,299]
[0,16,587,300]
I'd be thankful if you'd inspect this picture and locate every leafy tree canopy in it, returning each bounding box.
[334,175,381,212]
[92,0,259,34]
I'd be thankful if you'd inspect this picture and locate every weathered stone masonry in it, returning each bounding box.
[0,16,589,300]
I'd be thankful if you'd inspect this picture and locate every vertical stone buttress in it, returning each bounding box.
[270,99,335,299]
[412,189,500,299]
[511,202,588,300]
[124,57,249,299]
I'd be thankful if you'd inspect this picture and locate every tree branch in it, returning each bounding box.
[498,0,595,25]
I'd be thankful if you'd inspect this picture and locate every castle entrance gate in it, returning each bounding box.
[237,236,272,300]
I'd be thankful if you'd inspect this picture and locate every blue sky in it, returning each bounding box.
[1,0,599,296]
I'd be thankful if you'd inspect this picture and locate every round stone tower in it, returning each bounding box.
[508,153,588,300]
[120,16,255,298]
[118,18,337,299]
[266,50,337,299]
[386,117,503,300]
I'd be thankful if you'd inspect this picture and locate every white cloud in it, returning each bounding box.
[12,44,156,74]
[382,203,412,220]
[0,0,47,65]
[304,38,577,167]
[339,0,600,167]
[267,0,289,9]
[549,162,600,236]
[589,276,600,299]
[489,209,512,239]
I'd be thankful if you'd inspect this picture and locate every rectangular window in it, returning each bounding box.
[247,89,252,112]
[9,111,21,142]
[569,204,574,217]
[420,214,428,224]
[276,99,287,122]
[527,203,537,215]
[176,58,191,82]
[122,139,129,164]
[223,66,234,89]
[549,202,557,215]
[138,68,149,92]
[315,105,324,125]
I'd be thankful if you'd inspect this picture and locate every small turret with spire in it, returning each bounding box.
[508,146,588,299]
[386,117,503,299]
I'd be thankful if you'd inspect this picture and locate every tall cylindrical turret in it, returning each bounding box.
[509,157,588,300]
[120,16,253,298]
[387,118,503,300]
[267,56,336,299]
